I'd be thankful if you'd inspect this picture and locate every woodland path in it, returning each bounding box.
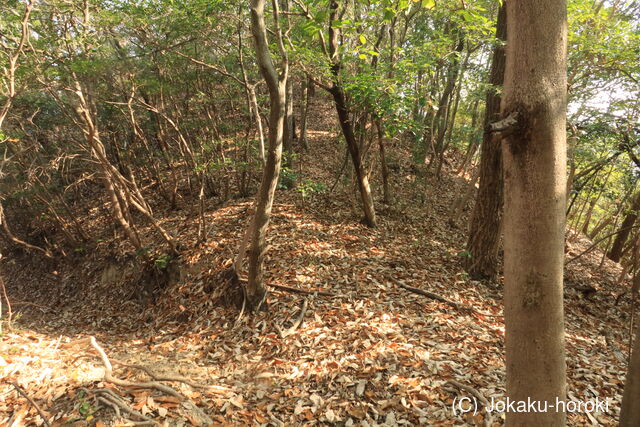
[1,99,633,426]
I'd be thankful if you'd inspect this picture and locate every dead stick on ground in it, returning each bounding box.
[396,282,503,318]
[268,283,335,297]
[397,281,452,304]
[446,379,494,427]
[12,382,51,427]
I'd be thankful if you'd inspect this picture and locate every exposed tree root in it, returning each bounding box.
[83,387,153,424]
[110,360,207,389]
[86,336,214,425]
[278,298,308,338]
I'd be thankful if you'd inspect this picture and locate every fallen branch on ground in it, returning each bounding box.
[12,382,51,427]
[397,281,452,304]
[268,283,335,297]
[395,281,503,318]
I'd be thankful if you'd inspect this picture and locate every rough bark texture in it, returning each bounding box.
[607,191,640,262]
[246,0,288,310]
[620,323,640,426]
[465,4,506,281]
[501,1,568,425]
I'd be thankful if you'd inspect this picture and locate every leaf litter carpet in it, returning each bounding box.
[0,107,634,426]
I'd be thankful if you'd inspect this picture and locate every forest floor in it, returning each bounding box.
[0,98,635,426]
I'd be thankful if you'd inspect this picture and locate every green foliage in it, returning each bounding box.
[154,254,173,270]
[0,0,637,263]
[296,179,327,199]
[71,389,98,422]
[458,250,472,258]
[278,167,299,190]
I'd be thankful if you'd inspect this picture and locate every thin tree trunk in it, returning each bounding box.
[237,16,266,166]
[448,167,480,227]
[565,123,579,203]
[580,199,597,234]
[376,120,390,204]
[609,191,640,263]
[589,214,614,240]
[501,1,568,425]
[299,78,311,150]
[244,0,288,310]
[284,78,295,152]
[435,49,470,179]
[433,30,465,159]
[569,191,593,238]
[330,86,377,227]
[591,183,636,240]
[324,0,377,227]
[283,77,295,178]
[465,4,506,281]
[455,99,481,175]
[580,165,614,234]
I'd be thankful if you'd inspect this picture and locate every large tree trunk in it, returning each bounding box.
[608,191,640,263]
[621,323,640,426]
[245,0,288,310]
[465,3,506,281]
[501,1,568,425]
